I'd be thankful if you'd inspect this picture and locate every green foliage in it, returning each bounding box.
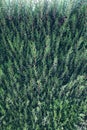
[0,0,87,130]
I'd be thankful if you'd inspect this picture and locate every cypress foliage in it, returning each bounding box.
[0,0,87,130]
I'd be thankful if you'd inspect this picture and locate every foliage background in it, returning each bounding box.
[0,0,87,130]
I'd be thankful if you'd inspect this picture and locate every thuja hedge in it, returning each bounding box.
[0,0,87,130]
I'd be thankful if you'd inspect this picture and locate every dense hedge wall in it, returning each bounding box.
[0,0,87,130]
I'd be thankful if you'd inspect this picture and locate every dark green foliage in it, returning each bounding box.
[0,1,87,130]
